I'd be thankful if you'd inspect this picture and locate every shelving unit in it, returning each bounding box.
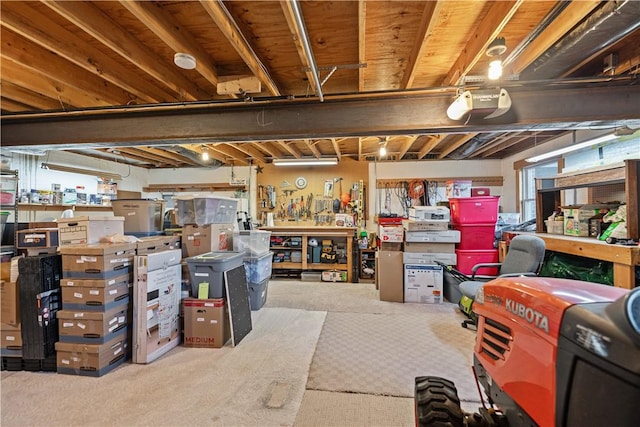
[0,169,19,247]
[534,159,639,289]
[359,249,376,282]
[261,226,357,282]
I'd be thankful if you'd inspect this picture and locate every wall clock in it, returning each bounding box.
[295,176,307,189]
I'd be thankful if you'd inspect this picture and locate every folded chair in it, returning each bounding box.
[458,234,546,329]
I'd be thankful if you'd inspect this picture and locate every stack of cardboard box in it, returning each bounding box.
[55,242,134,376]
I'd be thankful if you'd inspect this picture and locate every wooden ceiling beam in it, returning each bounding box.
[42,0,210,101]
[443,1,523,86]
[331,138,342,160]
[0,81,61,111]
[69,149,147,168]
[225,143,267,163]
[251,142,282,158]
[0,3,171,103]
[187,144,229,164]
[438,133,478,159]
[397,136,419,159]
[199,0,280,96]
[1,29,133,106]
[119,0,221,92]
[210,144,251,165]
[276,140,302,159]
[417,135,446,159]
[0,97,32,112]
[140,147,194,164]
[508,1,601,74]
[306,139,322,159]
[401,1,443,89]
[116,147,184,166]
[0,60,98,109]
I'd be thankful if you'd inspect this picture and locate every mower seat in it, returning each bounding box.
[458,235,546,327]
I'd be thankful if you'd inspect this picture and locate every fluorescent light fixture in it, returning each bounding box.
[273,158,338,167]
[525,133,617,163]
[41,163,122,181]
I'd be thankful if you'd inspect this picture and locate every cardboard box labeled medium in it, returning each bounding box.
[133,249,182,364]
[183,298,230,348]
[377,251,404,303]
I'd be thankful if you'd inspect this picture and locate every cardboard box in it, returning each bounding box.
[1,281,19,326]
[321,270,347,282]
[16,228,59,249]
[379,242,403,251]
[402,252,457,266]
[378,224,404,242]
[182,223,234,257]
[60,279,130,311]
[133,249,182,364]
[111,199,166,233]
[562,205,616,237]
[1,327,23,349]
[183,298,230,348]
[404,264,443,304]
[60,243,136,279]
[57,302,129,343]
[408,206,450,222]
[55,330,128,377]
[404,230,461,243]
[446,180,472,199]
[57,216,124,245]
[402,220,449,232]
[136,235,181,256]
[377,251,404,303]
[403,242,456,254]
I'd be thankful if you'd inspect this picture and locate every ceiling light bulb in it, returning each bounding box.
[174,53,196,70]
[488,60,503,80]
[379,146,387,156]
[201,150,209,161]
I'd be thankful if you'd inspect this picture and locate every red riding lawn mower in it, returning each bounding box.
[415,276,640,426]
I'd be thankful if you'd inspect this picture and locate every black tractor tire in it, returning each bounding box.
[415,376,465,427]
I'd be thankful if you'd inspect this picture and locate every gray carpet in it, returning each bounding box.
[306,311,479,401]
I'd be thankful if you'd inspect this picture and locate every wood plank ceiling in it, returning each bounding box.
[1,1,639,168]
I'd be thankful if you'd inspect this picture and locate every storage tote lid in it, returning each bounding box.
[186,251,244,263]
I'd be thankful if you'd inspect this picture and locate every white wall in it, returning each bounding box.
[500,129,616,211]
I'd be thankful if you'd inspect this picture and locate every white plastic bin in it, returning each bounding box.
[175,196,239,226]
[243,252,273,284]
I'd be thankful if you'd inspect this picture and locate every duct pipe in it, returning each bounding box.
[290,0,324,102]
[523,0,640,79]
[447,132,504,159]
[164,145,223,168]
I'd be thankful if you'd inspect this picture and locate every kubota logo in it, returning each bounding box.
[505,298,549,333]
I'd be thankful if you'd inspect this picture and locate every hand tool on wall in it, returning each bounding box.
[333,177,343,213]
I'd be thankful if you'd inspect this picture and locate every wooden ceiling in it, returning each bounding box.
[1,1,639,168]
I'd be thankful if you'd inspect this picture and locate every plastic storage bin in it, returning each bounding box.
[452,223,496,250]
[175,196,239,226]
[455,249,499,276]
[449,196,500,225]
[243,251,273,284]
[233,230,272,256]
[111,199,165,233]
[186,251,244,298]
[248,277,269,310]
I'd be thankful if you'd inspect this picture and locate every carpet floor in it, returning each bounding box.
[1,280,482,426]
